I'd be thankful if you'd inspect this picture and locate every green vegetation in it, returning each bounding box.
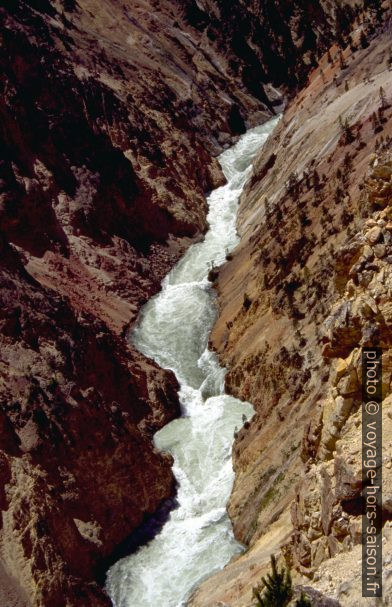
[296,592,312,607]
[253,556,311,607]
[47,376,59,393]
[243,293,252,311]
[258,472,285,511]
[253,555,293,607]
[338,115,354,144]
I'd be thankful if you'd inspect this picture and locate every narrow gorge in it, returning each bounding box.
[1,1,392,606]
[107,119,278,607]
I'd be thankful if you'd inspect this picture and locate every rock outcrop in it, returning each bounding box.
[191,6,392,606]
[284,153,392,586]
[0,236,183,606]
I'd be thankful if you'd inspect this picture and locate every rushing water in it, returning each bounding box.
[106,117,279,607]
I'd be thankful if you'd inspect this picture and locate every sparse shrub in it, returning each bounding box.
[243,293,252,311]
[379,86,389,109]
[360,30,369,48]
[296,592,312,607]
[338,115,355,144]
[47,376,59,393]
[253,555,292,607]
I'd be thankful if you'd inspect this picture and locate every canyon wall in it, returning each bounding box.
[191,5,392,606]
[0,0,371,604]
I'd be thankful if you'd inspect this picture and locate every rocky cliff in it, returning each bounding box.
[0,0,377,604]
[191,4,392,606]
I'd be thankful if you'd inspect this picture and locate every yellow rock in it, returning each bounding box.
[334,358,348,385]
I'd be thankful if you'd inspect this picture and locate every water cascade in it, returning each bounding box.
[107,117,279,607]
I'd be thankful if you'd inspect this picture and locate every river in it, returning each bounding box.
[106,116,279,607]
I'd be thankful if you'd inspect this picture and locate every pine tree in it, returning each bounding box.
[348,33,356,52]
[367,0,383,22]
[295,592,312,607]
[265,198,272,226]
[344,119,354,144]
[338,49,346,70]
[334,1,355,45]
[376,3,383,22]
[287,172,300,200]
[253,555,293,607]
[338,116,354,144]
[343,152,352,172]
[360,30,369,48]
[313,169,320,190]
[356,130,365,150]
[379,86,387,109]
[243,293,252,311]
[372,111,382,133]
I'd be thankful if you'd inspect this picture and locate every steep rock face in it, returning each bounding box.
[285,153,392,581]
[181,0,337,91]
[0,238,181,606]
[191,7,392,606]
[217,16,392,551]
[0,1,232,337]
[0,0,360,336]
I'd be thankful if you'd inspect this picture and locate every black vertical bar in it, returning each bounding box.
[362,347,382,597]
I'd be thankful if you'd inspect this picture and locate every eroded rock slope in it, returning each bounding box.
[191,5,392,606]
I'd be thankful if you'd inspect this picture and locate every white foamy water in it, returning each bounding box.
[106,117,279,607]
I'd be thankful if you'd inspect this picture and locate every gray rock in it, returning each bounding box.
[358,271,373,287]
[374,243,386,258]
[366,226,382,244]
[336,369,359,396]
[293,585,342,606]
[338,580,352,596]
[363,244,374,260]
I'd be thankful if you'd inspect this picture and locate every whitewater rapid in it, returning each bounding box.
[106,117,279,607]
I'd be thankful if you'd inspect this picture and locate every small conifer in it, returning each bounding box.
[253,555,293,607]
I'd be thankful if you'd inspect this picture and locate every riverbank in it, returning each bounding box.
[191,8,392,606]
